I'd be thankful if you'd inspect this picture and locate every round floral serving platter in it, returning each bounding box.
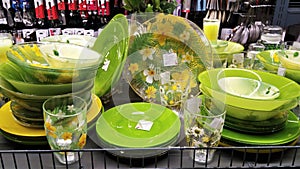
[124,13,214,104]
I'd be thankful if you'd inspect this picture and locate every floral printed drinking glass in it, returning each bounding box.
[159,68,192,116]
[184,95,226,164]
[43,95,87,164]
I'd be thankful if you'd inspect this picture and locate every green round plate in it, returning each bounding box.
[214,40,244,55]
[222,111,300,145]
[92,14,129,97]
[96,102,181,148]
[256,50,300,83]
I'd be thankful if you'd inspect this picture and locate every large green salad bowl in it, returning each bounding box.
[0,62,94,96]
[6,42,103,84]
[198,68,300,112]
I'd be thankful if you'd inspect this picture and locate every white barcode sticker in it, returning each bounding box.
[163,52,178,67]
[277,66,286,76]
[135,120,153,131]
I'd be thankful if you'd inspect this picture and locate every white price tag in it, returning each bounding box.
[84,29,95,37]
[135,120,153,131]
[36,29,49,42]
[22,29,36,39]
[163,52,178,67]
[292,42,300,50]
[0,18,7,24]
[49,28,61,36]
[74,28,85,35]
[62,28,75,35]
[277,66,286,77]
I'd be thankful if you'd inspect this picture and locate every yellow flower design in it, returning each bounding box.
[182,52,193,63]
[179,31,190,42]
[154,33,167,46]
[45,122,56,132]
[128,63,139,74]
[155,22,174,37]
[273,52,280,63]
[145,86,157,99]
[61,132,72,140]
[78,134,87,149]
[202,136,210,143]
[171,69,191,89]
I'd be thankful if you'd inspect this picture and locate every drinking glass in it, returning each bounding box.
[246,42,265,70]
[0,33,13,64]
[159,68,192,116]
[203,18,220,46]
[184,95,226,164]
[43,95,87,164]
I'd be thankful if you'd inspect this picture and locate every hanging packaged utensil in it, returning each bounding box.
[182,0,191,18]
[78,0,88,19]
[0,6,7,25]
[12,0,23,23]
[105,0,110,16]
[21,0,34,27]
[2,0,14,27]
[34,0,45,26]
[45,0,59,27]
[57,0,67,25]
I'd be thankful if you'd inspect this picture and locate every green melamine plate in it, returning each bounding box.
[213,40,244,56]
[92,14,129,97]
[96,102,181,148]
[222,111,300,145]
[256,50,300,83]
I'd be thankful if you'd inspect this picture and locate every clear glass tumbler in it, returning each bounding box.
[43,95,87,164]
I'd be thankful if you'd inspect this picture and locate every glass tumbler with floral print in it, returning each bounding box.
[184,95,226,164]
[43,95,87,164]
[159,68,192,116]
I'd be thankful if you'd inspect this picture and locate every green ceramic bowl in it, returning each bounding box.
[201,85,298,121]
[198,68,300,111]
[256,50,300,83]
[0,62,94,95]
[277,50,300,70]
[6,42,103,84]
[213,40,244,65]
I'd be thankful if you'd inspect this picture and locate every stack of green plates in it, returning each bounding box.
[95,102,181,158]
[221,111,300,151]
[224,111,289,134]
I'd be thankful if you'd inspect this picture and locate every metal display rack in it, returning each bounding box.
[1,145,300,168]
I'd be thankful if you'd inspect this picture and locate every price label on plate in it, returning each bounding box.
[163,52,178,67]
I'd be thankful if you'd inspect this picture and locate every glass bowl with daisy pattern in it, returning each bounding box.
[6,42,104,84]
[124,13,219,106]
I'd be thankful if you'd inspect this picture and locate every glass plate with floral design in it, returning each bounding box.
[124,13,218,105]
